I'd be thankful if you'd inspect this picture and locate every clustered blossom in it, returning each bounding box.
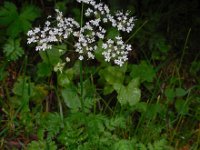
[81,0,135,33]
[27,0,136,67]
[102,36,132,66]
[77,0,93,4]
[73,18,106,60]
[27,9,79,51]
[114,11,135,33]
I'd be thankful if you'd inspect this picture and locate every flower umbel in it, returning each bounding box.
[27,9,79,51]
[27,0,136,67]
[102,36,132,66]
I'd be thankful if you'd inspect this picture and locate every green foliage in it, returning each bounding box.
[165,87,187,102]
[3,38,24,61]
[137,139,168,150]
[149,34,171,60]
[130,61,156,83]
[106,115,126,130]
[190,60,200,77]
[0,1,40,37]
[37,62,52,77]
[112,139,136,150]
[61,85,81,109]
[27,140,57,150]
[99,65,126,95]
[37,113,62,141]
[99,66,125,85]
[0,0,199,149]
[114,78,141,106]
[12,76,35,104]
[175,99,189,115]
[39,49,61,66]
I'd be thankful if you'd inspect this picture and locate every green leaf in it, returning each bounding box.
[0,2,18,25]
[61,86,81,109]
[87,114,106,135]
[82,80,96,98]
[55,1,70,12]
[145,104,162,119]
[6,18,22,36]
[103,85,114,95]
[37,62,52,77]
[0,67,8,81]
[0,2,41,37]
[130,61,155,82]
[27,140,57,150]
[115,78,141,106]
[58,72,71,87]
[31,85,48,104]
[190,60,200,76]
[39,47,62,65]
[134,102,147,113]
[113,139,135,150]
[94,40,106,63]
[20,5,41,22]
[99,66,125,85]
[13,77,34,98]
[165,88,175,101]
[152,139,167,150]
[175,99,189,115]
[175,88,187,97]
[3,38,24,61]
[72,8,81,23]
[106,115,126,131]
[12,76,35,108]
[156,38,171,53]
[107,28,120,39]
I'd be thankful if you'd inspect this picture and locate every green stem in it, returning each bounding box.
[55,85,64,125]
[125,20,148,43]
[178,28,191,70]
[79,61,84,112]
[79,2,85,112]
[178,28,191,87]
[81,3,84,27]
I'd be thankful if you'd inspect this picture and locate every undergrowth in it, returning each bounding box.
[0,0,199,150]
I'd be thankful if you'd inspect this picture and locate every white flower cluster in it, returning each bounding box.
[81,0,135,33]
[102,36,132,66]
[77,0,93,4]
[84,1,110,16]
[27,0,136,66]
[27,9,79,51]
[73,18,106,60]
[113,11,135,33]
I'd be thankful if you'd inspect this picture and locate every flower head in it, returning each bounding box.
[102,36,132,66]
[27,0,136,67]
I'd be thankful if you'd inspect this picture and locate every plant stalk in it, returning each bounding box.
[79,2,85,112]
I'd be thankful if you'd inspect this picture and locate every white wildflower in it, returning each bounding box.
[102,36,132,66]
[76,0,94,4]
[114,11,136,33]
[66,57,70,62]
[85,8,93,16]
[27,0,136,67]
[79,55,84,60]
